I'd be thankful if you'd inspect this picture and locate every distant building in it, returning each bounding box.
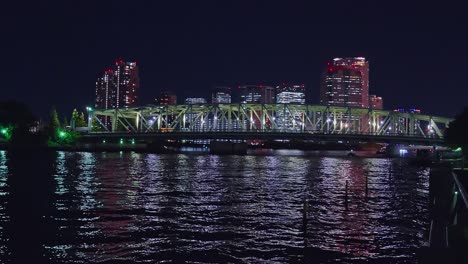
[157,91,177,105]
[275,83,306,131]
[320,57,369,108]
[238,85,275,104]
[212,86,231,104]
[369,94,383,110]
[276,83,306,104]
[185,97,207,104]
[95,59,139,110]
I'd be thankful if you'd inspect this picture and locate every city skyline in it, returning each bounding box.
[2,1,467,119]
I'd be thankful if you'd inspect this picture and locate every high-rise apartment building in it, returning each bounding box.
[369,94,383,110]
[212,87,232,104]
[95,59,139,110]
[320,57,369,108]
[238,85,275,104]
[276,83,306,104]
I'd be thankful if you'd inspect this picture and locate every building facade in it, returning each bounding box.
[237,85,275,104]
[212,87,232,104]
[185,97,207,104]
[276,83,306,104]
[369,94,383,110]
[320,66,363,108]
[320,57,369,108]
[157,91,177,105]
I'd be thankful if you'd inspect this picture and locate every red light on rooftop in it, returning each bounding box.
[328,68,333,72]
[259,84,263,88]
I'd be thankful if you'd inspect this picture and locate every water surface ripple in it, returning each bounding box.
[0,150,429,263]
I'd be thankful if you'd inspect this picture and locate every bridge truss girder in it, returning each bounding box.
[90,104,452,139]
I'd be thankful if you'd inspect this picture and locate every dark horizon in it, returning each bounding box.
[2,1,467,119]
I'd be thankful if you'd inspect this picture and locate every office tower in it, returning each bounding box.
[369,94,383,110]
[238,85,275,104]
[157,91,177,105]
[320,66,363,108]
[95,59,139,110]
[185,97,207,104]
[212,86,232,104]
[320,57,369,108]
[276,83,306,104]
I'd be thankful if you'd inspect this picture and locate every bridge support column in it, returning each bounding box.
[111,109,118,132]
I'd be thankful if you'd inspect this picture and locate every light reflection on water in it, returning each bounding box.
[0,150,430,263]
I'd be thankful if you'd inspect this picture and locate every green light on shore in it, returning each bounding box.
[102,139,106,144]
[0,128,7,135]
[454,147,462,152]
[119,138,124,145]
[131,139,135,145]
[59,131,66,138]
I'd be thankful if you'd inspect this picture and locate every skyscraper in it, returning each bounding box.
[320,57,369,108]
[212,86,231,104]
[276,83,306,104]
[95,59,139,110]
[320,66,363,108]
[237,85,275,104]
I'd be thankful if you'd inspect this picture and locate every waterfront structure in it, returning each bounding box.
[238,85,275,104]
[212,87,232,104]
[185,97,207,104]
[370,95,383,110]
[157,91,177,105]
[320,57,369,108]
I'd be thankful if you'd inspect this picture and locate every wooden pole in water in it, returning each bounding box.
[345,180,349,210]
[365,175,369,197]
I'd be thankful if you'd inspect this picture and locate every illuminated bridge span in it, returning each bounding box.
[87,104,453,143]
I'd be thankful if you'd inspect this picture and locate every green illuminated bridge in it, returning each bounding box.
[84,104,453,144]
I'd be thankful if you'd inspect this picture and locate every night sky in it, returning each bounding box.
[2,1,467,119]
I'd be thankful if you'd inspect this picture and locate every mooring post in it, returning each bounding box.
[365,175,369,198]
[345,180,349,210]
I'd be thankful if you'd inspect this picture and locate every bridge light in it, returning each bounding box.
[131,139,135,144]
[455,191,459,195]
[327,119,331,123]
[102,139,106,144]
[388,127,392,130]
[120,138,124,145]
[86,106,93,112]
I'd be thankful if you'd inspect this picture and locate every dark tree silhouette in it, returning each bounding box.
[445,107,468,157]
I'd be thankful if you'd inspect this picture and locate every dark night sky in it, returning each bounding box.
[1,1,467,119]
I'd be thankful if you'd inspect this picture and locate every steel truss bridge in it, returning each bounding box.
[87,104,453,144]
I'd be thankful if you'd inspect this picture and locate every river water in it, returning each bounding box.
[0,150,430,263]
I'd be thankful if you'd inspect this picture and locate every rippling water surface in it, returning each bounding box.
[0,150,430,263]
